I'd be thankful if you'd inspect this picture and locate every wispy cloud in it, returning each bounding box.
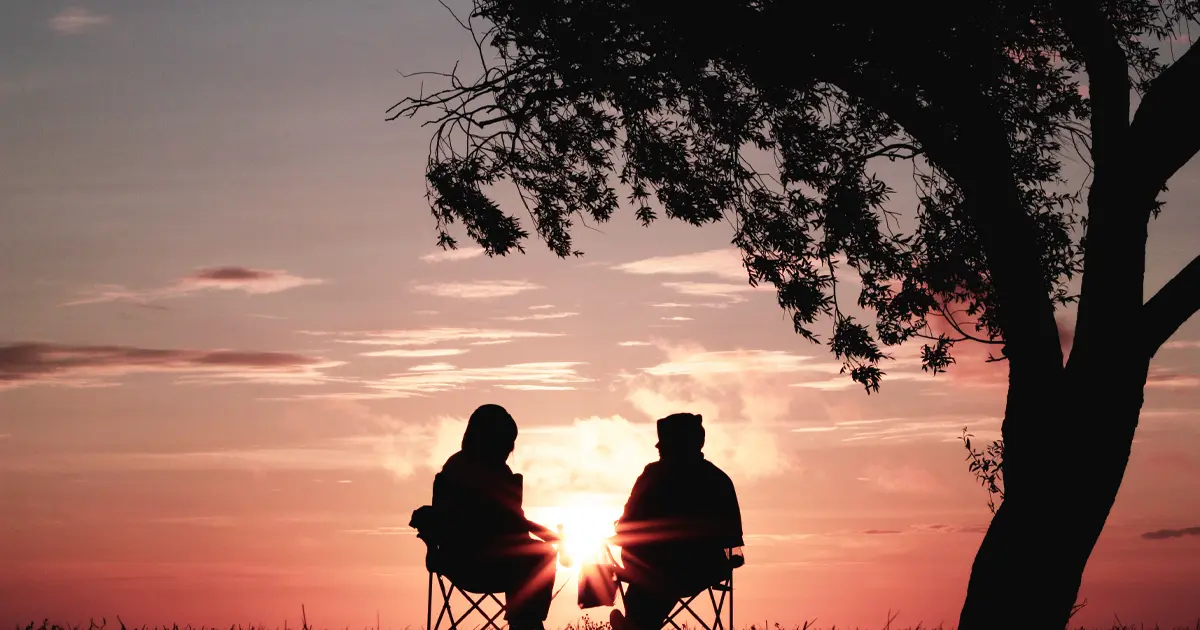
[420,247,485,263]
[282,352,593,399]
[528,304,555,310]
[1141,526,1200,540]
[341,526,415,536]
[0,342,341,390]
[857,464,946,494]
[910,523,989,534]
[660,316,693,322]
[495,311,579,322]
[835,414,1001,443]
[49,7,110,34]
[361,361,592,396]
[1162,340,1200,350]
[310,327,563,348]
[790,368,927,392]
[411,280,541,299]
[662,281,763,303]
[638,347,841,378]
[613,250,768,305]
[1146,368,1200,389]
[613,249,746,280]
[652,302,730,309]
[618,341,651,347]
[359,348,468,359]
[859,524,988,535]
[65,266,324,306]
[147,516,240,528]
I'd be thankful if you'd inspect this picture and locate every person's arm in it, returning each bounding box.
[721,475,745,548]
[614,466,653,545]
[526,520,561,543]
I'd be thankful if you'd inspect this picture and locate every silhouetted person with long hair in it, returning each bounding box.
[610,413,744,630]
[411,404,559,630]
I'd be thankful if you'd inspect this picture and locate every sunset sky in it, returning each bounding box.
[2,3,1199,629]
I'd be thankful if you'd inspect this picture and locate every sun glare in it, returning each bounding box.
[529,494,622,568]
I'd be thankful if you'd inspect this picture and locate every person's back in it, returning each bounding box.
[412,404,559,630]
[433,449,528,555]
[612,413,743,630]
[619,456,741,582]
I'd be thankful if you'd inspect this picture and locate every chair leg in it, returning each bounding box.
[720,573,729,628]
[435,576,454,630]
[427,573,511,630]
[448,590,489,630]
[708,588,724,630]
[479,594,507,630]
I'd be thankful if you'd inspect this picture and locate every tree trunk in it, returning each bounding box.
[957,363,1148,629]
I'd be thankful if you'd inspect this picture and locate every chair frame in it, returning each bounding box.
[603,544,734,630]
[426,570,508,630]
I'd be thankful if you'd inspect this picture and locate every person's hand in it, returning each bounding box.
[528,520,560,543]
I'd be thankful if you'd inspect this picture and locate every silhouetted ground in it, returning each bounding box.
[14,616,1200,630]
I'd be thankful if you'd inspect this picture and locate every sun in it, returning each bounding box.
[530,493,621,567]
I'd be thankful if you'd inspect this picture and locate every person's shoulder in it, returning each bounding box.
[637,461,663,478]
[703,459,735,483]
[439,450,468,473]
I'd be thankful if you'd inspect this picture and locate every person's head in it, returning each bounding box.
[461,403,518,464]
[655,412,705,458]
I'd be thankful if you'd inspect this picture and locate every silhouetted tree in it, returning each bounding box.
[390,1,1200,627]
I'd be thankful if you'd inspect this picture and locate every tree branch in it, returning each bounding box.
[1144,254,1200,357]
[1054,0,1130,175]
[1125,42,1200,203]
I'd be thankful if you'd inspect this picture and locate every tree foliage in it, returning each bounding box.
[390,0,1197,394]
[961,429,1006,514]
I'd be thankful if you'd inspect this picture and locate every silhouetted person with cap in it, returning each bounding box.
[610,413,744,630]
[410,404,560,630]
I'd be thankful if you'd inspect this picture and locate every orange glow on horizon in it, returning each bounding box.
[527,494,622,569]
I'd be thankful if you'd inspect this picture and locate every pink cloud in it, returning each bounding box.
[612,249,746,280]
[1141,527,1200,540]
[1146,368,1200,389]
[911,523,989,534]
[49,7,109,34]
[857,464,945,494]
[495,311,579,322]
[411,280,541,299]
[64,266,324,306]
[176,266,323,294]
[310,327,563,347]
[420,246,485,263]
[0,342,340,389]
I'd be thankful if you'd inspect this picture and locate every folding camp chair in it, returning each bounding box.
[425,569,508,630]
[411,473,566,630]
[601,543,739,630]
[412,504,510,630]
